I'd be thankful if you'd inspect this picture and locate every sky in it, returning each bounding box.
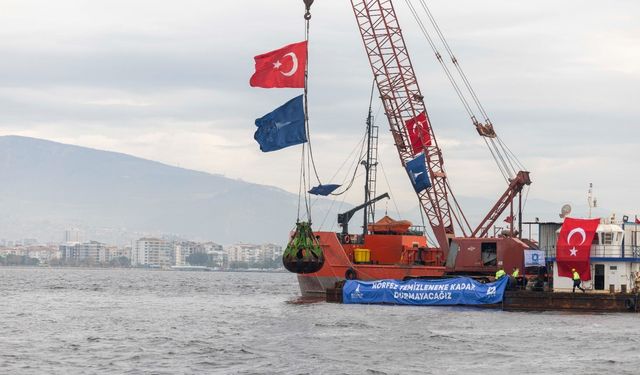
[0,0,638,222]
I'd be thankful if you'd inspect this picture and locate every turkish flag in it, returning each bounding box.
[556,217,599,281]
[249,41,307,88]
[636,216,640,224]
[405,112,432,155]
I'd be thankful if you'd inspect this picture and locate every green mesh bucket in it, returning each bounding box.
[282,222,324,274]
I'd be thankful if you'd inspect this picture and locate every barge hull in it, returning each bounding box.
[326,286,640,313]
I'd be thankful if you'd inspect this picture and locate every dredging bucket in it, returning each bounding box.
[282,221,324,274]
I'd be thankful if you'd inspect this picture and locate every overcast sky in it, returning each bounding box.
[1,0,638,221]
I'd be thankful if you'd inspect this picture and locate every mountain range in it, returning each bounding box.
[0,135,342,245]
[0,135,609,247]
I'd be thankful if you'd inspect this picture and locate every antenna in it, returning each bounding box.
[587,183,597,218]
[559,204,572,219]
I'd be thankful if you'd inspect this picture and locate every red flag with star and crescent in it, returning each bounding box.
[404,112,432,155]
[555,217,599,281]
[249,41,307,88]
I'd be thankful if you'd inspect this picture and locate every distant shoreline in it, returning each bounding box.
[0,265,288,273]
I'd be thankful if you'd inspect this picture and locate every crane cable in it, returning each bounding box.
[403,0,475,119]
[418,0,490,123]
[404,0,512,182]
[405,0,527,182]
[420,0,527,178]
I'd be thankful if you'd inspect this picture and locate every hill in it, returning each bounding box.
[0,135,341,245]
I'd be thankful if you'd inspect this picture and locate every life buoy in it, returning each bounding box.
[343,234,351,244]
[345,268,357,280]
[624,298,636,311]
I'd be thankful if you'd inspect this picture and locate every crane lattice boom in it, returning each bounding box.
[350,0,455,252]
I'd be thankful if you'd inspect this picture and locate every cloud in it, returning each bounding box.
[0,0,638,220]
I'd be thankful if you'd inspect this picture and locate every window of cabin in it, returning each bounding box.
[602,232,613,245]
[481,242,497,266]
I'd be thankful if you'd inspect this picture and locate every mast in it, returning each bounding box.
[362,82,379,236]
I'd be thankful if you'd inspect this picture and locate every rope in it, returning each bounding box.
[418,0,490,122]
[378,159,402,219]
[331,132,367,196]
[297,145,305,221]
[445,178,473,236]
[301,7,324,189]
[404,0,530,182]
[498,135,526,171]
[418,201,437,248]
[302,144,311,221]
[482,137,509,183]
[488,137,514,180]
[403,0,476,118]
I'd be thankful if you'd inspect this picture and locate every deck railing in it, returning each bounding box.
[543,245,640,259]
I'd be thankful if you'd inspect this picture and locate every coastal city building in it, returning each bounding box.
[1,234,283,270]
[59,241,109,264]
[63,228,82,243]
[226,243,283,264]
[109,246,131,261]
[175,241,226,268]
[0,244,60,264]
[132,238,174,268]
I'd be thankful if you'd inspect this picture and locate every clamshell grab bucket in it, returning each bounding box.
[282,222,324,274]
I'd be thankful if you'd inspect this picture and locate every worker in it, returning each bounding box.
[512,267,520,278]
[511,267,521,288]
[495,267,506,280]
[572,268,585,293]
[634,271,640,293]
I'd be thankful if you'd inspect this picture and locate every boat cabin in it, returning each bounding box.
[539,220,640,292]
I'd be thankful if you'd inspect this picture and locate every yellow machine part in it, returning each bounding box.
[354,248,370,263]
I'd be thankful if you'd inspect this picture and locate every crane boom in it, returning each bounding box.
[350,0,454,253]
[472,170,531,237]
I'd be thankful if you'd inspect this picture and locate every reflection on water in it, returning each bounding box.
[0,268,638,374]
[286,296,325,305]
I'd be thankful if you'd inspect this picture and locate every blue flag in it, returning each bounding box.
[308,184,341,196]
[405,153,431,192]
[254,95,307,152]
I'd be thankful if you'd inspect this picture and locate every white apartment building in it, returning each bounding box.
[108,246,131,261]
[132,238,173,268]
[175,241,226,267]
[59,241,108,264]
[226,243,283,263]
[0,245,60,263]
[63,228,82,243]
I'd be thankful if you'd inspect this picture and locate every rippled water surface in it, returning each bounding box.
[1,268,639,374]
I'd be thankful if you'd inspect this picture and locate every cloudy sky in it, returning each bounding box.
[1,0,638,221]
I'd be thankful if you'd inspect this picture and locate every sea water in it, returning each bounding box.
[0,268,638,374]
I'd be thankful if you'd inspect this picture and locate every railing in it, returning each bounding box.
[543,245,640,259]
[408,226,426,236]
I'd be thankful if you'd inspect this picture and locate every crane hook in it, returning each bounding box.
[303,0,314,20]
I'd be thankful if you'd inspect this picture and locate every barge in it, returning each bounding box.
[326,283,640,313]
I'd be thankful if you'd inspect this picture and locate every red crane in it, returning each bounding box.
[349,0,531,266]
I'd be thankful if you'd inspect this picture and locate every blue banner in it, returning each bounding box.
[343,277,508,306]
